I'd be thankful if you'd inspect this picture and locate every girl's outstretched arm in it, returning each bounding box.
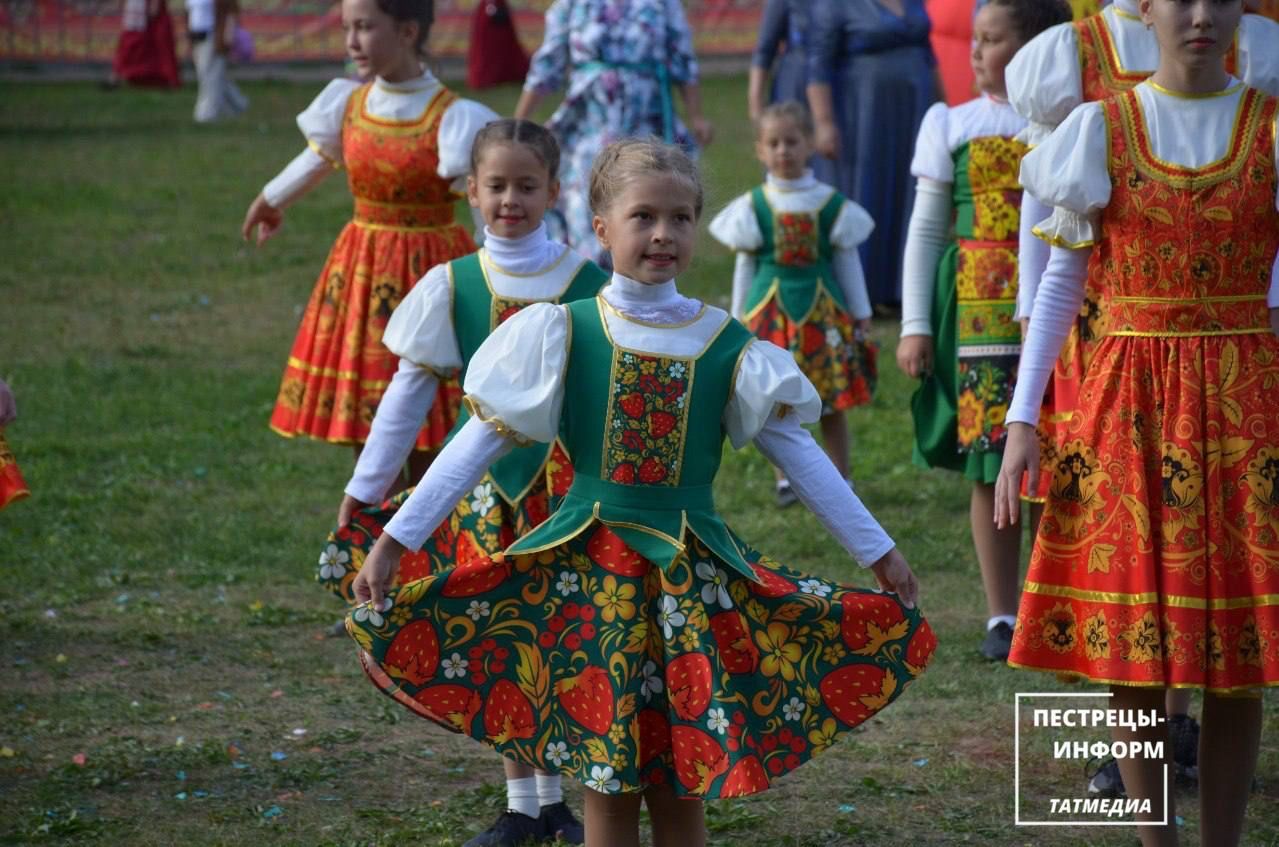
[352,417,514,606]
[753,413,918,607]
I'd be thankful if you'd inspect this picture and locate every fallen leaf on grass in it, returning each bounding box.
[71,753,87,767]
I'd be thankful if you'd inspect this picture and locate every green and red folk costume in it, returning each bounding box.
[346,287,935,798]
[710,172,878,414]
[319,238,608,603]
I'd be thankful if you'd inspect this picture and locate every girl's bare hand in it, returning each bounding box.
[995,423,1040,529]
[870,548,919,609]
[895,334,934,379]
[241,194,283,246]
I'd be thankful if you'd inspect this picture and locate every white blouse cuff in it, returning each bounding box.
[753,414,895,566]
[383,417,514,551]
[1033,207,1098,250]
[724,340,822,449]
[708,193,764,252]
[462,302,569,444]
[381,264,463,373]
[731,252,756,321]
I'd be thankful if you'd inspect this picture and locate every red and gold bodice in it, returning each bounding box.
[1093,87,1279,336]
[341,83,461,231]
[1075,13,1239,103]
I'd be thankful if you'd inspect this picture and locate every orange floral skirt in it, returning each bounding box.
[1010,333,1279,692]
[747,290,875,415]
[270,220,473,449]
[0,430,29,509]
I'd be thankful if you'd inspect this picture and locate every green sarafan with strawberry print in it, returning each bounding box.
[742,186,876,414]
[316,252,605,605]
[347,297,936,798]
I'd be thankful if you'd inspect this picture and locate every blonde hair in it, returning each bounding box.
[757,100,815,139]
[588,138,704,218]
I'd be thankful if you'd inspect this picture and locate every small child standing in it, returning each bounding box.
[241,0,497,476]
[0,378,28,510]
[321,119,606,847]
[709,101,876,506]
[346,139,934,847]
[897,0,1071,661]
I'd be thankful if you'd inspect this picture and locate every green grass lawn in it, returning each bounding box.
[1,76,1277,846]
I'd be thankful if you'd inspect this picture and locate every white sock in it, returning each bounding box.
[536,773,563,807]
[987,615,1017,631]
[506,776,539,818]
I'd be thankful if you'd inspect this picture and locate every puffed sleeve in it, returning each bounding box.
[463,302,570,444]
[381,264,463,375]
[751,0,788,69]
[296,78,360,165]
[1019,103,1111,249]
[829,196,875,249]
[723,340,823,449]
[1005,22,1082,146]
[524,0,570,94]
[665,0,699,85]
[1238,14,1279,97]
[909,102,954,183]
[437,97,501,180]
[707,192,764,252]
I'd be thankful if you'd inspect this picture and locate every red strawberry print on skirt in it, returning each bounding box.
[348,528,934,798]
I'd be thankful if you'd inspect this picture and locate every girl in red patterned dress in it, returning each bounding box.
[708,102,876,506]
[241,0,497,478]
[996,0,1279,841]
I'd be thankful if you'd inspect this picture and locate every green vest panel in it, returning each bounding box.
[745,185,849,322]
[447,251,609,504]
[506,297,757,578]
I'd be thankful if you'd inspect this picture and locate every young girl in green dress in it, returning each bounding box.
[347,139,935,847]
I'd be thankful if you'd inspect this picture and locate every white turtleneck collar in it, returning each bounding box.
[374,67,436,93]
[601,273,704,324]
[766,169,818,192]
[481,222,564,275]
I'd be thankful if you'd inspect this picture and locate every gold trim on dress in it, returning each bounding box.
[1107,328,1270,338]
[1030,224,1096,250]
[1004,659,1276,695]
[462,395,535,445]
[1111,294,1265,304]
[1023,580,1279,610]
[596,297,727,357]
[1118,86,1260,190]
[352,220,460,233]
[285,355,394,388]
[1146,79,1245,100]
[307,138,341,169]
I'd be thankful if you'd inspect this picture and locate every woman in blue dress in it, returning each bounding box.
[806,0,938,307]
[747,0,812,121]
[514,0,714,266]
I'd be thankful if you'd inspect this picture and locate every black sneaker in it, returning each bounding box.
[1086,756,1126,798]
[775,480,798,508]
[463,811,544,847]
[1168,713,1199,782]
[539,801,584,844]
[980,622,1013,661]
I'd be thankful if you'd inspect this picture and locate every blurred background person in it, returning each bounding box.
[806,0,939,308]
